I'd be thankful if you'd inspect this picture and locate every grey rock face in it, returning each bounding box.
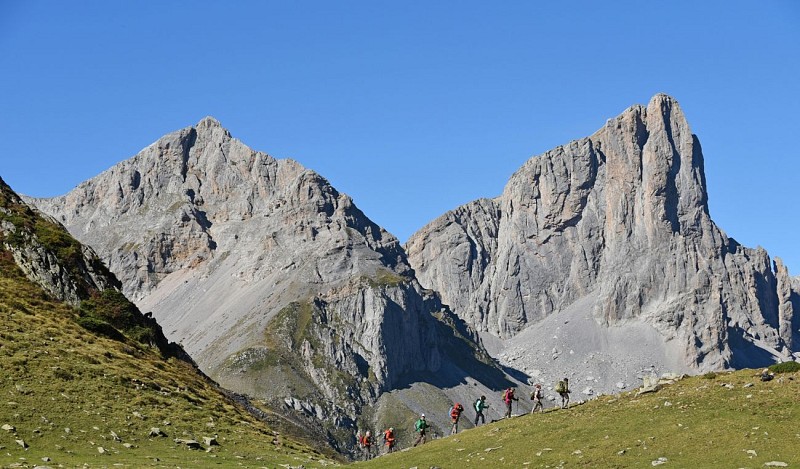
[29,118,506,452]
[407,94,799,375]
[775,258,798,352]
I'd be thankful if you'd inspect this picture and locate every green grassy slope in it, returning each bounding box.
[355,370,799,468]
[0,255,338,468]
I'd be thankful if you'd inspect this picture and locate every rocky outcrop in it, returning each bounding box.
[0,177,118,305]
[29,118,509,453]
[407,94,799,377]
[775,258,798,351]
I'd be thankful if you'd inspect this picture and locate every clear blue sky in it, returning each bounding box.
[1,1,798,274]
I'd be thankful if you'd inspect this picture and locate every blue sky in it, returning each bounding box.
[1,1,798,274]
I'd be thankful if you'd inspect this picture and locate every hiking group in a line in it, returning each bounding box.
[356,378,571,459]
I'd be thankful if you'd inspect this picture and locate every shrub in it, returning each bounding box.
[75,316,125,342]
[769,361,800,374]
[128,326,157,346]
[701,372,717,379]
[79,289,140,330]
[78,289,167,351]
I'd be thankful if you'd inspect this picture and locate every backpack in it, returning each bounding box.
[475,398,482,412]
[555,380,566,393]
[450,403,463,419]
[414,418,423,432]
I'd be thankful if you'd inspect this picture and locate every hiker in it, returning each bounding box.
[449,402,464,434]
[761,368,774,382]
[530,383,544,413]
[503,387,518,418]
[556,378,571,408]
[383,427,396,453]
[474,395,488,426]
[413,414,430,447]
[359,430,373,460]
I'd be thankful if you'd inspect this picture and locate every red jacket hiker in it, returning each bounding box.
[503,388,518,418]
[450,402,464,434]
[383,428,396,453]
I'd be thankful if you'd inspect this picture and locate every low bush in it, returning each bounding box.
[75,316,125,342]
[768,361,800,374]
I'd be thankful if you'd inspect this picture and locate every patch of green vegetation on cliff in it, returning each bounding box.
[268,300,317,349]
[363,268,407,289]
[1,179,78,262]
[220,302,331,401]
[259,301,367,405]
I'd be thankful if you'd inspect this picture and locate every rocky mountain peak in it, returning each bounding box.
[29,120,509,454]
[197,115,223,128]
[193,115,232,142]
[407,94,799,391]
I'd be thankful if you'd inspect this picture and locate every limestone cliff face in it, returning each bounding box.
[407,94,799,371]
[29,118,503,451]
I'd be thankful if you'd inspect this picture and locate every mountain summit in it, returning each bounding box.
[406,94,798,390]
[29,118,509,453]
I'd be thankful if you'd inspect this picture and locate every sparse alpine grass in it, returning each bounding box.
[0,255,339,468]
[354,369,799,468]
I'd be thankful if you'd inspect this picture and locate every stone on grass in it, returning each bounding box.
[174,438,202,450]
[638,375,660,395]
